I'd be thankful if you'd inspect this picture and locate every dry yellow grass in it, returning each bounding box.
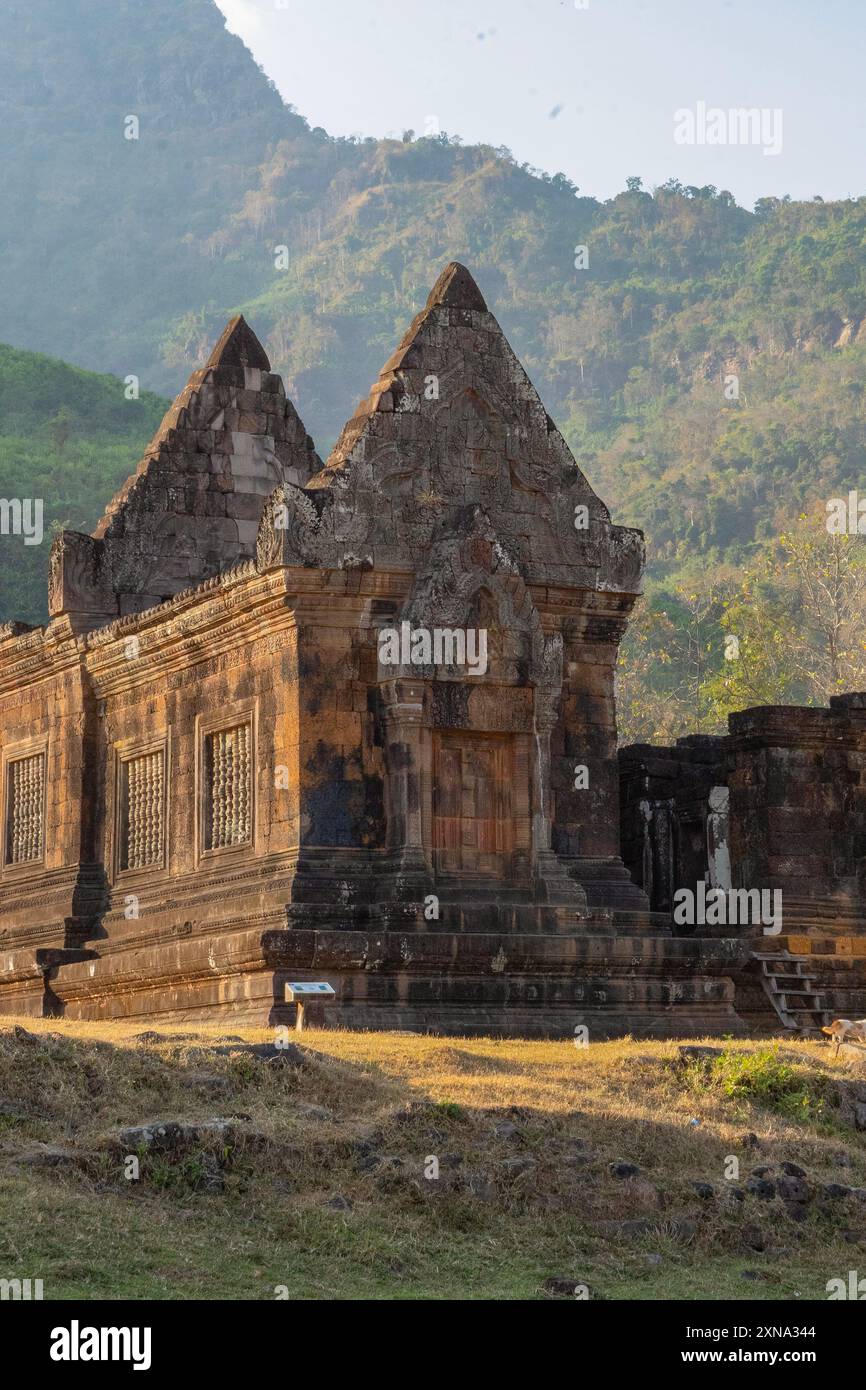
[1,1018,865,1300]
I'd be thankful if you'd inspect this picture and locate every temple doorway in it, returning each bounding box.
[432,730,514,875]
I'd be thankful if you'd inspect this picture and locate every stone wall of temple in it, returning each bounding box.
[620,695,866,935]
[619,736,728,925]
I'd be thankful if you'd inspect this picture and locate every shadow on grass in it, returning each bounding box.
[0,1024,864,1300]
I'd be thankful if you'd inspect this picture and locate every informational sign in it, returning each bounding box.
[285,982,335,1000]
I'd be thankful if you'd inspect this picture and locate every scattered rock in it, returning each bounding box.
[610,1162,640,1179]
[645,1253,663,1266]
[197,1153,225,1194]
[10,1026,40,1046]
[111,1118,238,1152]
[493,1121,519,1140]
[730,1188,746,1202]
[293,1102,333,1123]
[466,1173,496,1201]
[783,1202,810,1223]
[250,1043,307,1066]
[777,1176,812,1203]
[692,1182,714,1200]
[677,1046,721,1065]
[391,1102,427,1125]
[615,1178,662,1214]
[855,1104,866,1132]
[746,1177,776,1200]
[325,1195,353,1211]
[132,1031,197,1044]
[542,1277,585,1298]
[743,1225,766,1251]
[823,1183,851,1199]
[204,1041,307,1066]
[440,1152,463,1170]
[781,1161,806,1178]
[740,1269,769,1281]
[500,1155,536,1177]
[751,1165,772,1177]
[355,1152,382,1172]
[843,1230,866,1244]
[833,1151,853,1168]
[741,1133,761,1150]
[12,1143,81,1170]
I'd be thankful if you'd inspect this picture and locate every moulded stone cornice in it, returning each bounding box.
[84,572,298,695]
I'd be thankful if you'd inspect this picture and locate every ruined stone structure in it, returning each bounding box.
[0,264,750,1035]
[620,697,866,1028]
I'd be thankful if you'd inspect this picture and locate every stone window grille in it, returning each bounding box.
[6,753,45,865]
[119,750,164,872]
[203,723,251,851]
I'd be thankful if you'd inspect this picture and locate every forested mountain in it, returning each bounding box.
[3,0,866,736]
[0,345,166,625]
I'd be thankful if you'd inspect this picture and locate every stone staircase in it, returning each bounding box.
[751,950,830,1035]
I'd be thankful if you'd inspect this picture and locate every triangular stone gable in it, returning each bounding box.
[50,317,322,627]
[257,263,644,593]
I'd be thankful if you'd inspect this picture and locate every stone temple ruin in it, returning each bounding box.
[0,262,864,1036]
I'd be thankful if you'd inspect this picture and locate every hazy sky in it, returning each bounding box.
[214,0,864,209]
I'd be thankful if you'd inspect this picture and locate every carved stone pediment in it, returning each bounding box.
[48,531,117,624]
[305,262,645,594]
[256,483,331,569]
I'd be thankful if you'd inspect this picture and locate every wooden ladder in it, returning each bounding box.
[751,950,830,1035]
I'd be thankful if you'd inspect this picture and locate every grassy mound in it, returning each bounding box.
[1,1021,865,1300]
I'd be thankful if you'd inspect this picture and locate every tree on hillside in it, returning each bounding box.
[711,515,866,712]
[617,584,730,743]
[620,513,866,745]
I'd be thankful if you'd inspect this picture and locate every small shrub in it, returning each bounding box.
[683,1045,826,1122]
[148,1152,210,1193]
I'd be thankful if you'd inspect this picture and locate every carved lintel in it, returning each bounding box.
[397,508,543,683]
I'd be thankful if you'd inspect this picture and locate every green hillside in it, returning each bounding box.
[0,344,166,625]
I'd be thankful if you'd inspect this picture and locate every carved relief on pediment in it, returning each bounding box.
[255,482,335,569]
[330,384,613,580]
[48,531,116,619]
